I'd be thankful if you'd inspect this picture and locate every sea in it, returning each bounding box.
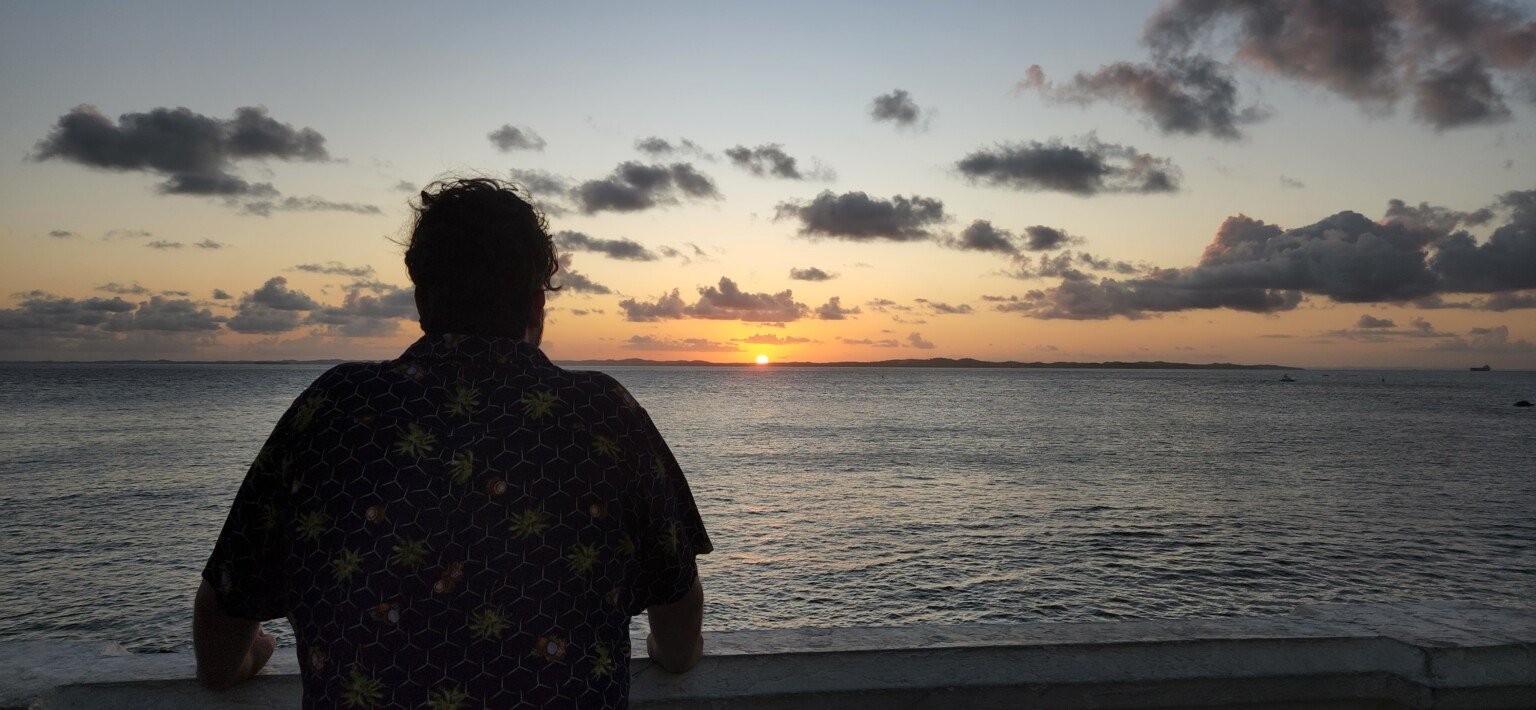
[1,363,1532,653]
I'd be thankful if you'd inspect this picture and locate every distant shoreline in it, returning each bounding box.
[1,357,1301,370]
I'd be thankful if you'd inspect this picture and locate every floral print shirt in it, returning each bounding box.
[203,333,711,709]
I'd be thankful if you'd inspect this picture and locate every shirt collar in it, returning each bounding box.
[399,332,552,368]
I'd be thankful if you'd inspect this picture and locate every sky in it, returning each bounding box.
[2,0,1534,367]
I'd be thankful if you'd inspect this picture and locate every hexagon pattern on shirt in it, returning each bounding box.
[203,333,711,709]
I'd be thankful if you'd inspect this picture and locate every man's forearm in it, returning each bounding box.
[646,576,704,673]
[193,581,274,690]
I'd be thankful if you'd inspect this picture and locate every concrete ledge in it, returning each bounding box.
[4,602,1532,709]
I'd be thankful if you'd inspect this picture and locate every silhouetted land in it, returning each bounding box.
[4,358,1303,369]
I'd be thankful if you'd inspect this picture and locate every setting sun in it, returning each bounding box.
[755,354,769,365]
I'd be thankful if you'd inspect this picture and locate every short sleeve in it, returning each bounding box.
[622,406,712,616]
[200,383,324,620]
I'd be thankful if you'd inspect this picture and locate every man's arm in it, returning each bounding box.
[193,581,277,690]
[645,576,704,673]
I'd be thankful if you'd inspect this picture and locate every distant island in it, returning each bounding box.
[6,357,1300,370]
[560,358,1301,370]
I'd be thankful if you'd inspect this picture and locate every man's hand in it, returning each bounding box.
[645,576,704,673]
[193,581,277,690]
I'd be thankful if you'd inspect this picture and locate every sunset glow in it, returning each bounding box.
[756,354,769,365]
[1,3,1533,368]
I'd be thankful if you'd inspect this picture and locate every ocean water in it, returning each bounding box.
[1,363,1533,652]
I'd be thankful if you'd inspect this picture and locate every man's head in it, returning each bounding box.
[404,177,559,343]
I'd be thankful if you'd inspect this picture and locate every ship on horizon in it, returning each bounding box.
[1470,364,1492,371]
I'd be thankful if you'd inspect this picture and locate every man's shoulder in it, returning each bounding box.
[550,367,645,413]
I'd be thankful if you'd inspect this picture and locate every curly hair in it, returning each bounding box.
[404,177,560,337]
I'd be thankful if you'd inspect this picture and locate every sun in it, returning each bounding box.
[755,354,769,365]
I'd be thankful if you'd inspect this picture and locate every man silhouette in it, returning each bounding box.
[194,177,711,708]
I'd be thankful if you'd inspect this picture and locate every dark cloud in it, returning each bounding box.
[1480,291,1536,311]
[870,89,926,129]
[509,168,572,198]
[724,144,833,180]
[552,254,611,295]
[194,239,226,249]
[950,220,1019,253]
[394,180,416,192]
[1019,55,1267,139]
[775,191,945,242]
[1324,316,1450,341]
[864,298,910,313]
[103,229,153,240]
[620,277,808,323]
[241,196,382,217]
[738,333,813,345]
[1280,176,1307,190]
[305,281,416,338]
[906,331,936,349]
[815,296,861,320]
[916,299,974,315]
[622,336,739,353]
[225,305,301,334]
[293,262,375,277]
[1143,0,1536,130]
[487,124,546,152]
[789,266,836,281]
[211,289,232,300]
[48,230,76,238]
[32,105,325,195]
[840,337,900,347]
[957,136,1181,196]
[1356,314,1397,328]
[999,190,1536,319]
[145,240,183,249]
[634,137,708,157]
[570,162,721,213]
[0,291,220,337]
[245,276,320,311]
[96,282,150,295]
[1426,325,1535,352]
[555,231,657,261]
[1025,225,1080,251]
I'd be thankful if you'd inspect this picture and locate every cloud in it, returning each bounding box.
[869,89,928,129]
[622,335,739,352]
[570,161,721,213]
[906,331,936,349]
[916,299,973,315]
[737,333,813,345]
[724,144,833,180]
[789,266,836,281]
[619,277,809,323]
[1019,55,1268,139]
[949,220,1019,253]
[997,189,1536,319]
[840,337,900,347]
[96,282,150,295]
[145,240,183,249]
[509,168,572,198]
[1280,176,1306,189]
[240,196,382,217]
[1026,225,1083,251]
[0,291,220,338]
[956,135,1181,196]
[305,281,416,338]
[32,105,325,195]
[48,230,75,238]
[487,124,546,152]
[775,190,946,242]
[211,289,232,300]
[246,276,320,311]
[1356,314,1397,328]
[555,231,657,261]
[226,276,323,335]
[634,137,708,157]
[194,239,226,249]
[103,229,153,240]
[617,289,687,322]
[292,262,374,277]
[553,254,611,295]
[1426,325,1536,352]
[814,296,861,320]
[1143,0,1536,130]
[394,180,416,192]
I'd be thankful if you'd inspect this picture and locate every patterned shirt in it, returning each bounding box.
[203,333,712,709]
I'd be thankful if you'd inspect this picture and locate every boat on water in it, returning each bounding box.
[1470,365,1492,372]
[1279,374,1296,382]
